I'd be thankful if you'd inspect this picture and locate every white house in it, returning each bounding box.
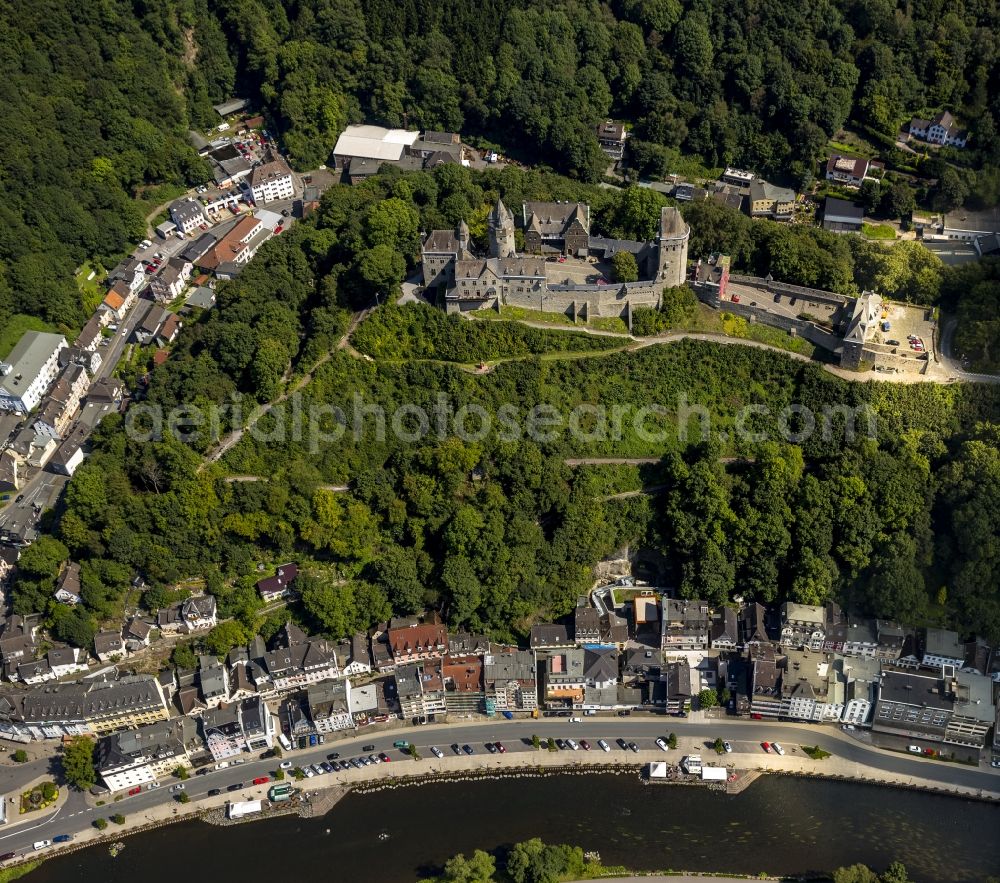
[0,332,68,415]
[249,155,295,203]
[909,111,967,148]
[94,629,128,663]
[169,199,206,235]
[47,646,89,678]
[54,562,83,605]
[307,679,355,733]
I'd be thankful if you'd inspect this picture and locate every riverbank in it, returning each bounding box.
[6,726,1000,873]
[20,774,1000,883]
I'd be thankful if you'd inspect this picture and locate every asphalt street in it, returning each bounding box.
[2,717,998,858]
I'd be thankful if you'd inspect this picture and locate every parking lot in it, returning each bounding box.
[868,302,935,356]
[544,255,611,286]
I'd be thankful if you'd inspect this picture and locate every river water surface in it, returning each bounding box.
[25,774,1000,882]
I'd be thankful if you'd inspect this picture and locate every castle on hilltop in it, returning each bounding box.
[421,200,689,325]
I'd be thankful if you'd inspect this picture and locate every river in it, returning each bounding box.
[24,775,1000,882]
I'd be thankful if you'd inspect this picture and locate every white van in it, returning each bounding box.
[33,841,51,851]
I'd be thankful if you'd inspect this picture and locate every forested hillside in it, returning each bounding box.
[4,0,1000,336]
[11,164,1000,652]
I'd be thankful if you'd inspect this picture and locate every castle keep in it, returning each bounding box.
[421,200,690,324]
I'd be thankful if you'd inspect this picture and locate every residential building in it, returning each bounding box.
[181,595,217,633]
[0,546,18,591]
[155,314,182,347]
[75,316,105,353]
[201,696,274,760]
[199,655,229,707]
[574,603,601,644]
[93,630,127,663]
[872,668,994,758]
[394,661,446,720]
[49,429,86,476]
[448,632,491,656]
[442,654,485,715]
[484,648,537,712]
[840,656,880,726]
[780,649,845,722]
[721,168,755,187]
[197,215,265,272]
[304,680,353,733]
[543,648,586,706]
[169,199,206,235]
[595,120,627,160]
[582,647,619,689]
[749,644,782,718]
[908,111,967,148]
[17,660,54,685]
[825,155,882,188]
[106,258,146,294]
[250,153,295,203]
[739,602,770,647]
[337,633,372,677]
[529,624,572,651]
[522,202,590,255]
[54,562,82,605]
[710,607,739,650]
[0,332,68,415]
[263,639,339,692]
[256,562,298,602]
[780,603,826,650]
[748,181,796,220]
[124,618,152,651]
[388,621,448,665]
[822,197,864,234]
[95,717,198,791]
[0,675,169,739]
[661,599,710,652]
[921,628,965,669]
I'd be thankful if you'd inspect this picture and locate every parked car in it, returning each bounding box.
[723,741,733,753]
[462,744,474,755]
[616,738,629,750]
[33,841,51,851]
[495,742,506,753]
[579,740,590,751]
[279,761,293,769]
[451,744,462,755]
[368,754,381,765]
[908,745,921,754]
[326,752,341,760]
[656,738,669,751]
[392,740,410,750]
[378,752,391,763]
[145,781,160,790]
[53,835,72,844]
[761,742,771,752]
[208,788,222,796]
[566,739,579,751]
[0,852,15,861]
[597,740,611,752]
[485,742,497,754]
[555,739,567,750]
[169,783,185,792]
[227,783,243,792]
[362,744,376,752]
[627,742,639,753]
[253,776,270,785]
[430,746,444,758]
[772,743,785,756]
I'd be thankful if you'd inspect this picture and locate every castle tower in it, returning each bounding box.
[489,198,516,259]
[457,218,470,255]
[657,206,690,289]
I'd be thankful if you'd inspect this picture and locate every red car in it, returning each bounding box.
[128,786,141,795]
[273,225,283,234]
[731,293,740,303]
[579,739,591,751]
[252,776,269,785]
[761,742,771,752]
[495,742,506,753]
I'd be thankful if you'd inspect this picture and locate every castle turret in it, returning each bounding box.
[457,218,470,254]
[657,206,690,289]
[489,198,516,259]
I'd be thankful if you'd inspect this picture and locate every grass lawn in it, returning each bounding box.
[863,222,897,240]
[589,316,629,334]
[0,860,42,882]
[0,314,58,360]
[494,305,578,327]
[76,261,108,313]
